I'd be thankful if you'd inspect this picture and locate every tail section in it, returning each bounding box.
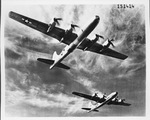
[37,58,70,70]
[37,58,54,65]
[52,51,59,60]
[56,62,70,69]
[82,108,99,112]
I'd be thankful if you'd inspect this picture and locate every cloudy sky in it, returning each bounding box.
[3,2,145,117]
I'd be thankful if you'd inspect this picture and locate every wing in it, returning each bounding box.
[78,38,128,60]
[107,100,131,106]
[37,58,70,69]
[72,92,100,102]
[82,108,99,112]
[9,11,77,45]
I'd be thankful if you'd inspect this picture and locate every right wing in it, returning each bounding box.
[72,92,100,102]
[107,100,131,106]
[77,38,128,60]
[9,11,77,45]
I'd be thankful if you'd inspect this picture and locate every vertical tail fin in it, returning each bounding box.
[52,51,59,60]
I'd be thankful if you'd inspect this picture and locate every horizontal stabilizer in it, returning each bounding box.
[56,62,70,70]
[37,58,54,65]
[37,58,70,69]
[82,108,99,112]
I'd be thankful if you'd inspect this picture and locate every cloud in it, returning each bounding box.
[65,98,85,115]
[6,89,26,106]
[25,91,78,109]
[4,4,145,116]
[77,76,94,88]
[6,79,84,116]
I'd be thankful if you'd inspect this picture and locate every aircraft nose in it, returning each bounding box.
[112,92,118,96]
[115,92,118,95]
[95,15,100,21]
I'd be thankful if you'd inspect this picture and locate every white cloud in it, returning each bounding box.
[65,98,85,114]
[6,90,26,106]
[76,76,94,88]
[119,57,134,68]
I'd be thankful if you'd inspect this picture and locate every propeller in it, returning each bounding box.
[121,99,125,102]
[108,38,115,48]
[54,18,63,26]
[71,24,79,31]
[102,93,107,98]
[114,96,118,101]
[95,34,104,39]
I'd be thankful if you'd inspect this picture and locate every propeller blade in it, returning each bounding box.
[103,93,107,98]
[95,34,104,39]
[110,38,115,41]
[115,96,118,99]
[111,42,115,48]
[108,39,115,48]
[54,18,63,26]
[71,24,79,28]
[71,24,79,31]
[54,18,62,21]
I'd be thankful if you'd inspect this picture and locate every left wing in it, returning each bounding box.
[72,92,102,103]
[9,11,77,44]
[107,100,131,106]
[77,38,128,60]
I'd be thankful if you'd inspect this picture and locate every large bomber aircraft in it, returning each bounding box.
[72,91,131,113]
[9,11,128,70]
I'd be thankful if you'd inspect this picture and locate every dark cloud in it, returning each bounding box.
[5,48,23,60]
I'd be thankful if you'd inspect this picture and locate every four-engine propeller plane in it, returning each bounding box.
[72,91,131,113]
[9,11,128,70]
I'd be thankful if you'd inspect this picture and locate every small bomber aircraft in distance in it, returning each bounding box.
[9,11,128,70]
[72,91,131,112]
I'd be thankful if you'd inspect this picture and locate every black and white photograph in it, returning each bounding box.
[1,0,149,118]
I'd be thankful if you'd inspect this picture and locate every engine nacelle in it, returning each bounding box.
[121,99,125,102]
[92,93,99,98]
[102,39,109,46]
[84,34,103,51]
[118,99,125,103]
[60,24,79,42]
[112,98,116,101]
[112,97,118,102]
[102,39,115,48]
[47,18,62,33]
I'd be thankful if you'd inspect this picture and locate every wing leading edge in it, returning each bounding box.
[72,92,103,103]
[9,11,77,44]
[72,92,94,101]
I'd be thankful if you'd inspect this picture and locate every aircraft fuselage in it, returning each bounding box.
[50,16,100,69]
[89,92,118,112]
